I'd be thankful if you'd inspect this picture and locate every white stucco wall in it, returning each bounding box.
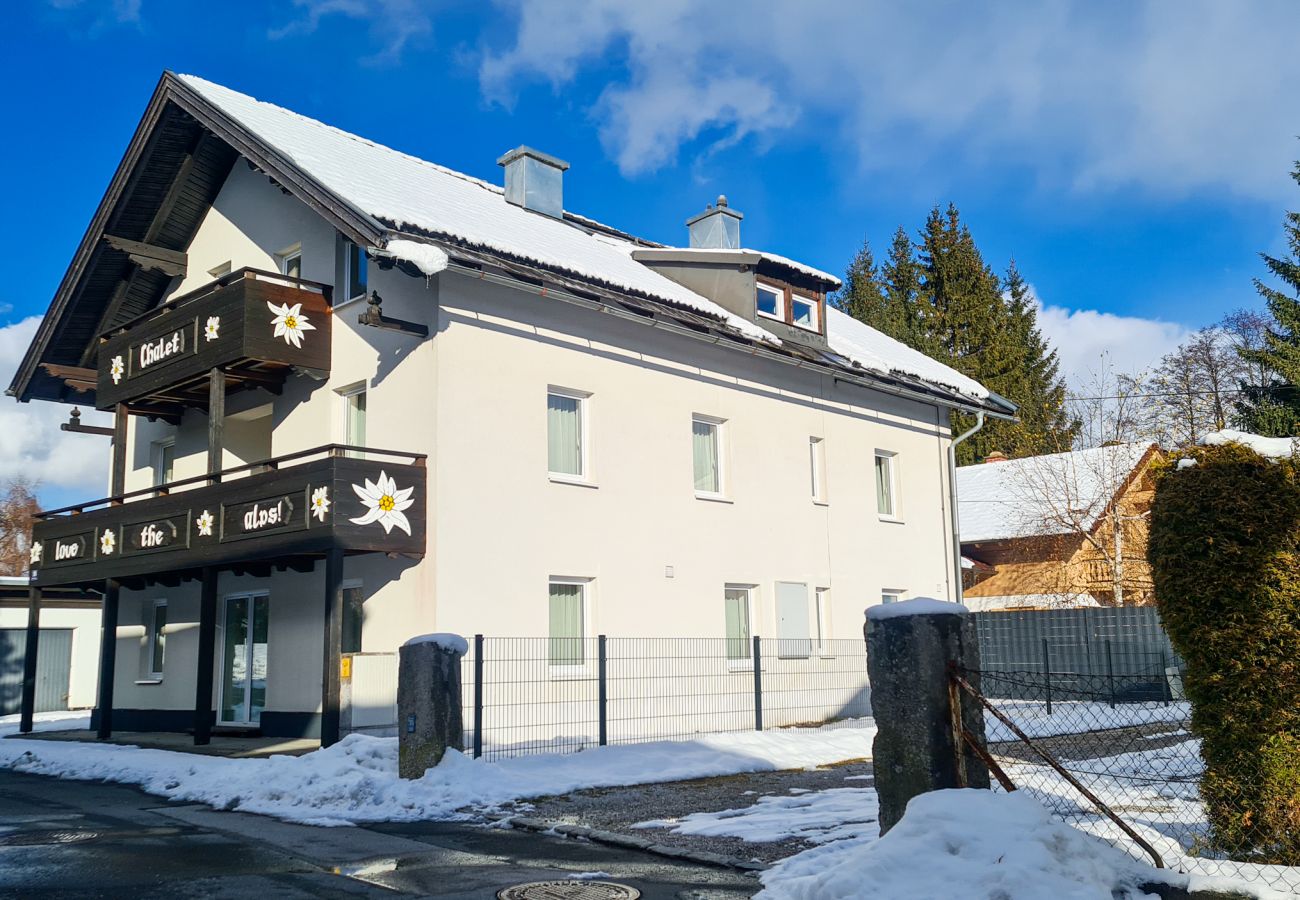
[0,603,101,709]
[108,164,959,721]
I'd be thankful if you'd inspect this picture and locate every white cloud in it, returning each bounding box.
[269,0,432,65]
[0,318,111,500]
[478,0,1300,197]
[1034,300,1193,393]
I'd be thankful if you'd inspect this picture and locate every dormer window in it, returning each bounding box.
[756,283,784,321]
[756,281,821,333]
[791,294,819,331]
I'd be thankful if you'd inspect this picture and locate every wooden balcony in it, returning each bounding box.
[93,268,332,415]
[30,445,425,587]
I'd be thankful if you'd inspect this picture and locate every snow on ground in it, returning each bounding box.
[1002,735,1300,892]
[0,710,91,737]
[754,789,1281,900]
[984,700,1190,741]
[0,724,874,827]
[636,786,879,846]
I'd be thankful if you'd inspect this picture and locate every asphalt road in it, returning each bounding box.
[0,769,760,899]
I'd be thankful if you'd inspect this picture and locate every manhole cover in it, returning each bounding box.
[0,829,102,847]
[497,881,641,900]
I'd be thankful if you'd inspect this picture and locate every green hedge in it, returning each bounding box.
[1148,442,1300,863]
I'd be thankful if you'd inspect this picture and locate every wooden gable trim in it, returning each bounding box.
[12,71,389,404]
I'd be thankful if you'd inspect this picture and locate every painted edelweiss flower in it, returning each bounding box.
[100,529,116,556]
[29,542,42,565]
[110,355,125,384]
[349,471,413,535]
[204,316,220,342]
[311,486,331,523]
[196,510,215,537]
[267,301,315,348]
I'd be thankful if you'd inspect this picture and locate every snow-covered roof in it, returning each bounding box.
[178,74,991,405]
[1201,429,1300,460]
[957,443,1155,543]
[632,246,841,287]
[825,306,989,399]
[962,593,1100,613]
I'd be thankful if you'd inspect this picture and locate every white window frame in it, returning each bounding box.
[692,414,728,501]
[151,438,175,491]
[278,243,303,279]
[146,598,167,679]
[814,587,833,657]
[547,576,593,678]
[547,387,593,485]
[881,589,905,605]
[790,292,820,332]
[810,436,828,504]
[337,382,367,458]
[875,449,902,521]
[723,584,756,668]
[755,282,786,322]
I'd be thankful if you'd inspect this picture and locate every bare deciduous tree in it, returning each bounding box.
[1143,327,1248,448]
[0,478,40,577]
[992,441,1158,607]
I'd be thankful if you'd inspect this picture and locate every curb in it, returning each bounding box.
[500,814,769,872]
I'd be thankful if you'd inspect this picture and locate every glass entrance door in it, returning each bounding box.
[220,594,268,725]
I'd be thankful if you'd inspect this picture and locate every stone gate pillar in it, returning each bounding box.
[865,598,990,833]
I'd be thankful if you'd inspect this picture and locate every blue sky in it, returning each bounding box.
[3,0,1300,503]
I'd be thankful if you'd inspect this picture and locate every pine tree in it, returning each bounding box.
[837,205,1077,463]
[880,226,925,350]
[834,240,889,325]
[1234,159,1300,436]
[1001,260,1077,454]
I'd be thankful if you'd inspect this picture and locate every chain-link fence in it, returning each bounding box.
[962,665,1300,894]
[460,635,871,761]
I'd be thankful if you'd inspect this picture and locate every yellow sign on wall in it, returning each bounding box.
[340,656,352,679]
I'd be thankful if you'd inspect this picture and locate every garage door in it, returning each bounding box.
[0,629,73,716]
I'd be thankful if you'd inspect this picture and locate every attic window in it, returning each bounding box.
[791,294,819,331]
[756,283,784,321]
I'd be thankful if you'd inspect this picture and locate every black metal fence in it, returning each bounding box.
[966,666,1299,895]
[459,635,871,761]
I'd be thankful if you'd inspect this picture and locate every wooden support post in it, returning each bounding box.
[110,404,128,500]
[321,548,344,748]
[207,368,225,484]
[194,567,218,745]
[96,580,120,740]
[19,587,42,734]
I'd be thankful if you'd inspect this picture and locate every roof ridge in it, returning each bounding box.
[178,73,508,198]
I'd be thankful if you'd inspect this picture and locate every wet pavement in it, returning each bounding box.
[0,769,760,898]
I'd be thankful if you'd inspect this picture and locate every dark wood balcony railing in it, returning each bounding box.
[31,444,426,587]
[94,267,332,414]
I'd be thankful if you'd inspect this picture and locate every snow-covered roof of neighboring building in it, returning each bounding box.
[1201,429,1300,459]
[957,443,1156,544]
[176,75,996,406]
[962,593,1100,613]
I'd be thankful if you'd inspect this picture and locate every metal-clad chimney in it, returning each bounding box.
[497,146,569,218]
[686,195,743,249]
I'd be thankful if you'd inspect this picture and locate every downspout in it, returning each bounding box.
[948,411,984,605]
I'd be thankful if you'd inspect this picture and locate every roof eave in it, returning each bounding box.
[9,71,390,404]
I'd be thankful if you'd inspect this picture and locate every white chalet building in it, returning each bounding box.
[10,73,1014,746]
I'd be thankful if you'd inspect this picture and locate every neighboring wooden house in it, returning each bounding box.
[957,443,1161,610]
[9,73,1015,746]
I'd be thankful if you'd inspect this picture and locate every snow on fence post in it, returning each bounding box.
[398,633,468,779]
[865,598,990,834]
